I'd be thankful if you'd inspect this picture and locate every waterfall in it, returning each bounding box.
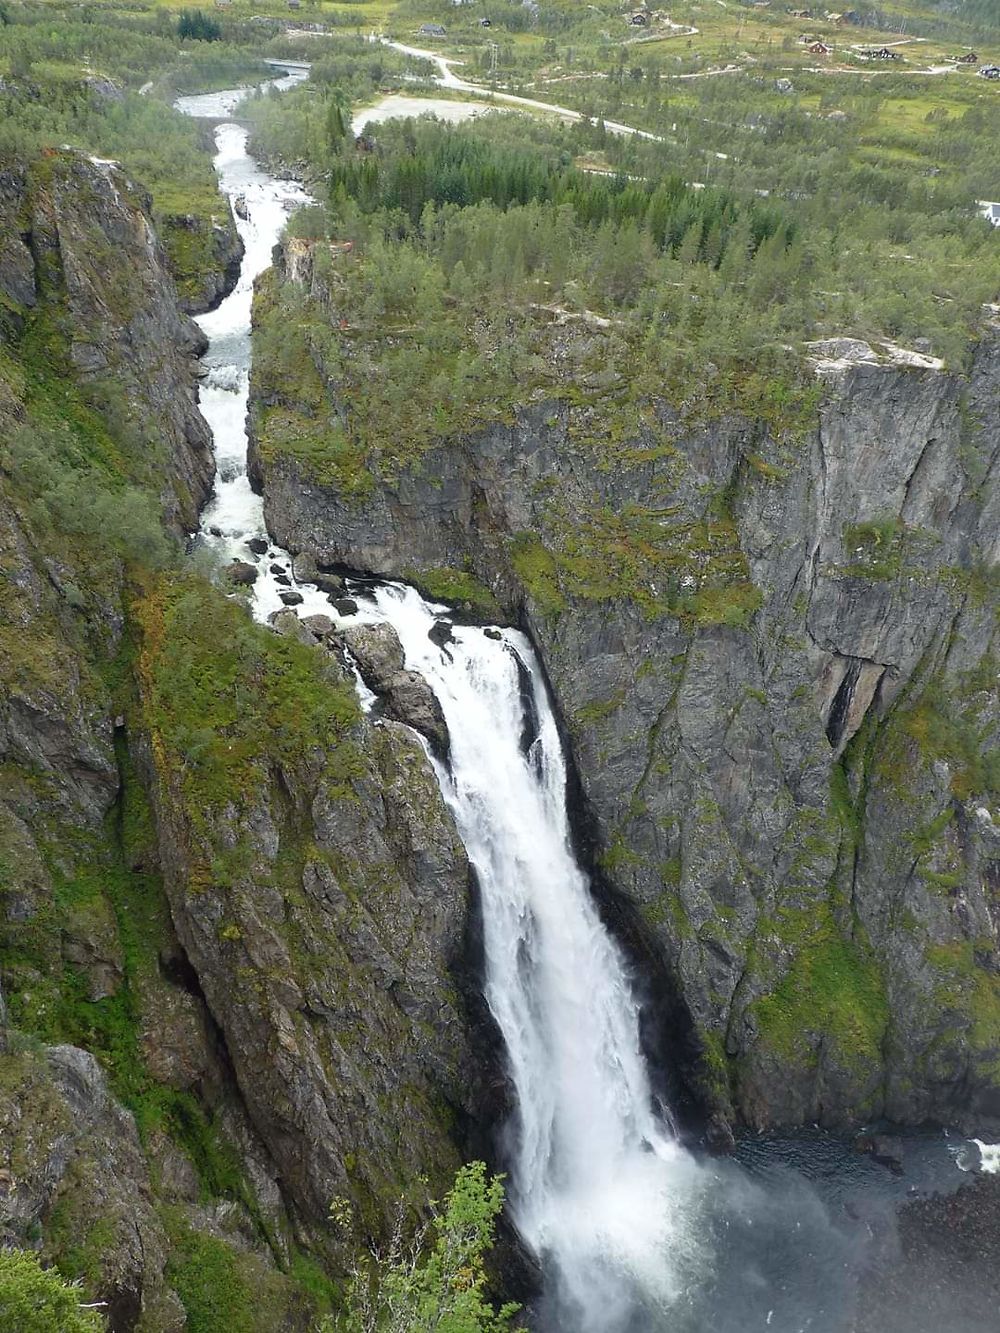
[359,585,703,1331]
[178,81,701,1328]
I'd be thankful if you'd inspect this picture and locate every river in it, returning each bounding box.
[176,72,996,1333]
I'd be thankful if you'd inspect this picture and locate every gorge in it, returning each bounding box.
[0,11,997,1328]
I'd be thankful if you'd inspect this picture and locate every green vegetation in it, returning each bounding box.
[330,1162,521,1333]
[137,575,361,824]
[754,907,889,1076]
[178,9,222,43]
[0,1249,104,1333]
[409,566,501,619]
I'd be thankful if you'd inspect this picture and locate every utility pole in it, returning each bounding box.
[489,41,499,76]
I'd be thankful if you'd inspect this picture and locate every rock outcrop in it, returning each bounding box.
[2,144,485,1328]
[341,621,450,754]
[0,151,213,529]
[250,240,999,1135]
[135,578,490,1243]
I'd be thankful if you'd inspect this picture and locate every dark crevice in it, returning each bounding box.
[826,658,862,748]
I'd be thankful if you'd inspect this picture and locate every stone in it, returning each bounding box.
[226,560,258,586]
[268,609,313,645]
[342,623,449,753]
[301,614,335,639]
[429,619,456,648]
[484,627,503,641]
[279,589,304,606]
[247,536,268,555]
[854,1132,905,1175]
[331,596,358,616]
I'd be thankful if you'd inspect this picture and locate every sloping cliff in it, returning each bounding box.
[250,244,999,1134]
[0,153,488,1329]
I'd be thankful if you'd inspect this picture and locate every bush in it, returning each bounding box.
[0,1249,104,1332]
[331,1162,522,1333]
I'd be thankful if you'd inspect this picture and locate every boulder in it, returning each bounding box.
[226,561,258,586]
[342,623,449,754]
[301,614,335,640]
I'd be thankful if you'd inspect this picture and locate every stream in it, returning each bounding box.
[176,72,997,1333]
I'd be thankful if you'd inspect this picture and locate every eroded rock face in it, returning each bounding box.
[0,152,214,530]
[139,662,483,1235]
[0,1039,182,1330]
[251,246,999,1132]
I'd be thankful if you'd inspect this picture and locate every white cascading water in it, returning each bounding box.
[359,585,703,1330]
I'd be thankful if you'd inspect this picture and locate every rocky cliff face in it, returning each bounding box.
[0,151,214,529]
[134,580,489,1237]
[0,152,495,1329]
[251,242,999,1135]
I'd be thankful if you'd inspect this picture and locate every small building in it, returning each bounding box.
[979,65,1000,80]
[955,51,978,63]
[479,15,492,25]
[808,41,831,55]
[981,202,1000,227]
[860,47,898,61]
[629,11,649,25]
[775,77,794,93]
[789,9,812,18]
[419,22,446,36]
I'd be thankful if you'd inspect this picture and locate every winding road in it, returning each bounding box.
[383,39,663,140]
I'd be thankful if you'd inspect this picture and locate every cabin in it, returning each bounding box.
[981,202,1000,227]
[629,11,649,25]
[808,41,831,54]
[860,47,898,61]
[480,15,492,24]
[979,65,1000,80]
[955,52,978,64]
[789,9,812,18]
[419,22,446,36]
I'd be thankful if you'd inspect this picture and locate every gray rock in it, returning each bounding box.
[301,614,335,640]
[227,560,258,586]
[342,624,449,752]
[268,608,314,645]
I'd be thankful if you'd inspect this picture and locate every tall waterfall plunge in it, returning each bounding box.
[361,585,705,1330]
